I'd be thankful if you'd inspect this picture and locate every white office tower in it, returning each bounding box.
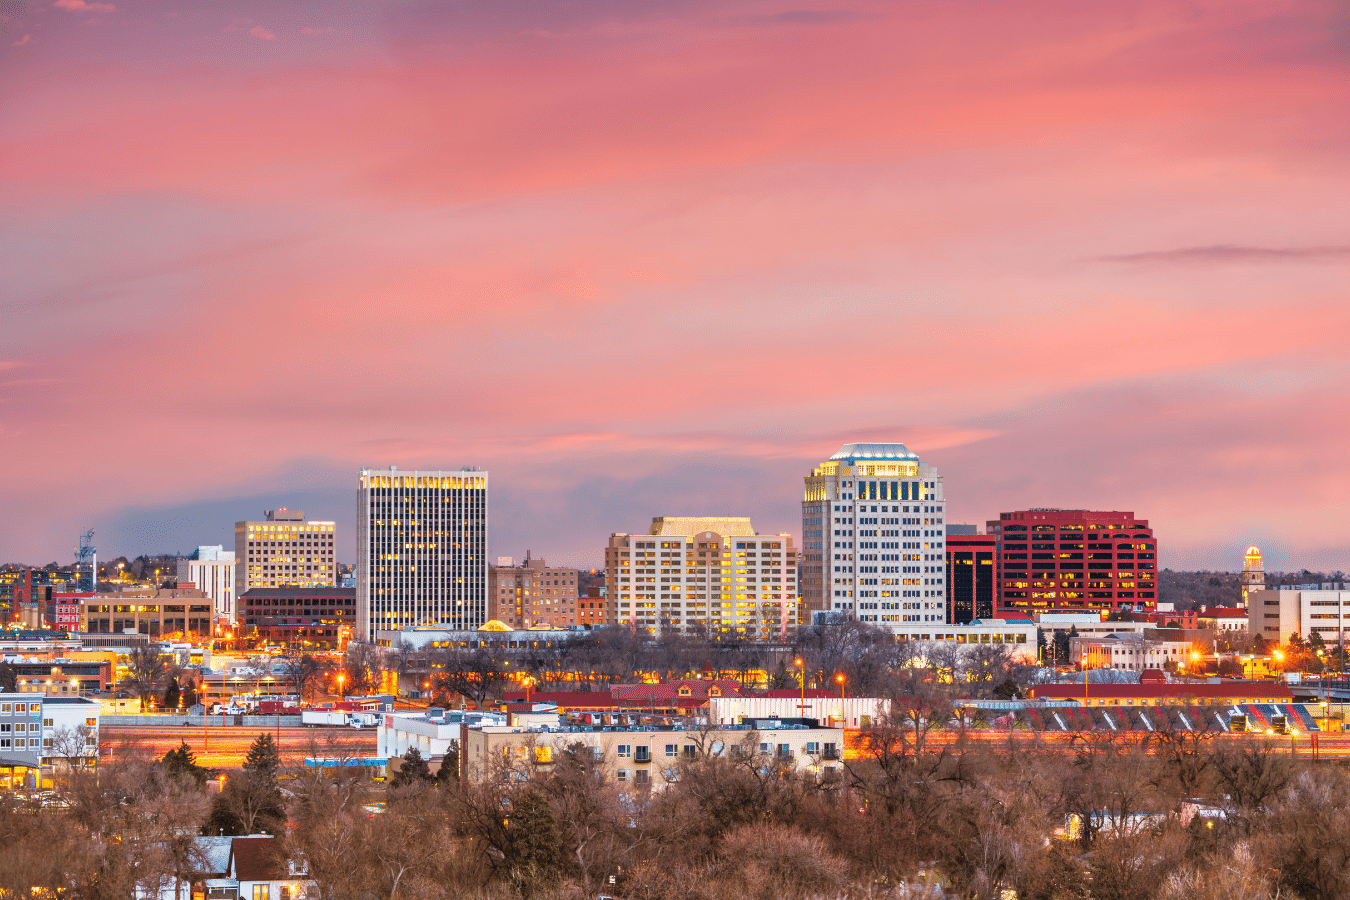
[177,546,237,624]
[356,468,488,640]
[801,443,946,626]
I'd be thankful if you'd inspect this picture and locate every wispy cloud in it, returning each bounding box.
[54,0,116,12]
[249,25,276,40]
[1098,245,1350,265]
[11,33,30,46]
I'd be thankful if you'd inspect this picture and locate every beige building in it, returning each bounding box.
[1249,587,1350,646]
[234,509,336,600]
[605,517,796,640]
[82,586,215,638]
[489,555,579,629]
[459,717,844,787]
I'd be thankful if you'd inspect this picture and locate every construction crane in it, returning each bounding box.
[74,530,97,593]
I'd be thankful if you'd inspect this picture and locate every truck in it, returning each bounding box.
[348,712,380,729]
[301,710,349,727]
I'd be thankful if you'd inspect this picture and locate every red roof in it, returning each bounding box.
[611,679,751,704]
[761,689,838,699]
[1201,608,1250,619]
[1028,682,1292,701]
[230,837,286,881]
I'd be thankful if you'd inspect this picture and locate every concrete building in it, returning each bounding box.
[1240,545,1265,608]
[605,517,797,639]
[238,587,357,648]
[887,619,1038,658]
[177,545,237,624]
[1248,587,1350,647]
[357,468,489,640]
[1197,607,1250,633]
[707,695,890,729]
[801,442,947,627]
[946,533,996,624]
[234,510,337,605]
[987,509,1157,617]
[81,586,214,638]
[489,555,579,630]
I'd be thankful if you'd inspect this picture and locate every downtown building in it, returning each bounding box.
[986,509,1157,617]
[801,443,947,627]
[233,510,337,615]
[176,545,236,625]
[604,517,796,640]
[945,531,997,624]
[356,468,488,641]
[489,555,580,630]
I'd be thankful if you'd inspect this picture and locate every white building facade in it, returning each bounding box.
[177,545,237,624]
[357,469,488,641]
[802,443,947,627]
[604,518,797,640]
[1249,587,1350,647]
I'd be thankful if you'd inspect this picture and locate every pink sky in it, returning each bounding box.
[3,0,1349,572]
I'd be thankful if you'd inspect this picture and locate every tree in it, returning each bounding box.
[121,646,172,708]
[281,651,328,705]
[431,646,508,709]
[388,747,432,791]
[504,790,563,896]
[244,733,282,780]
[181,680,199,710]
[205,734,285,835]
[163,676,181,710]
[161,740,208,786]
[343,642,384,696]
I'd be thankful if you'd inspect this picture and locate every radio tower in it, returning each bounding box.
[75,530,97,593]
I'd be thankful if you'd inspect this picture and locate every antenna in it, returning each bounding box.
[74,530,97,593]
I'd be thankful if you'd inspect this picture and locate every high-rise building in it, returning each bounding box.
[986,509,1156,616]
[356,468,488,641]
[605,517,796,639]
[945,532,997,624]
[234,510,337,604]
[1240,545,1265,608]
[177,545,237,624]
[489,555,579,629]
[802,443,947,626]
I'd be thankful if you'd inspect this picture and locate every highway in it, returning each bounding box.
[101,724,379,769]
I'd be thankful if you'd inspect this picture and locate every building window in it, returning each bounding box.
[253,887,270,900]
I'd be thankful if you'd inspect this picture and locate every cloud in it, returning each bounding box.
[1098,245,1350,265]
[302,27,336,36]
[249,25,276,40]
[11,34,29,46]
[54,0,116,12]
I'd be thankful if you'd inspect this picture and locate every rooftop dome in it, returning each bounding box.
[829,442,919,462]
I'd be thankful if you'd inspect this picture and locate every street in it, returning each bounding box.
[101,724,379,769]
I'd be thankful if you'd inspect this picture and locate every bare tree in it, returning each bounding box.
[120,646,173,708]
[281,651,330,706]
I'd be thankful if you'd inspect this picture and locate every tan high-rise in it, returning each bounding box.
[605,517,796,640]
[234,509,337,606]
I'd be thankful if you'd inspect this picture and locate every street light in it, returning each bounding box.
[793,657,806,706]
[835,673,846,728]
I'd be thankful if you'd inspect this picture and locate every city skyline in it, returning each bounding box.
[5,1,1349,573]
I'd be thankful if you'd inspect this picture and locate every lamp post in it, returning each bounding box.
[794,657,806,707]
[835,673,846,728]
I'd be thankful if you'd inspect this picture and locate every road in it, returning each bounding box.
[101,724,379,769]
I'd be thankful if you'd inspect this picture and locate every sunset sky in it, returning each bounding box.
[3,0,1349,572]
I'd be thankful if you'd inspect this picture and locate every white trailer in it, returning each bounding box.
[301,710,349,727]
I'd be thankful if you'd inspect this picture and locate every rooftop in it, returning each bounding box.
[829,442,918,462]
[648,517,756,537]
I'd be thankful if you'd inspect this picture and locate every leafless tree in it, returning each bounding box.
[120,645,173,707]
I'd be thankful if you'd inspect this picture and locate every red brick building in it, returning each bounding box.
[987,509,1157,617]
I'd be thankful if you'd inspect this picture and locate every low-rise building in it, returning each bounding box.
[1072,632,1194,672]
[82,587,215,639]
[0,630,83,657]
[1198,608,1250,633]
[887,619,1038,656]
[10,658,111,693]
[1248,588,1350,647]
[238,587,356,648]
[460,716,845,786]
[0,692,99,789]
[225,836,313,900]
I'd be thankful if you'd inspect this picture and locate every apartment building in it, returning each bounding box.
[489,555,579,629]
[233,510,337,604]
[357,468,488,640]
[801,442,948,627]
[987,509,1157,617]
[604,517,796,640]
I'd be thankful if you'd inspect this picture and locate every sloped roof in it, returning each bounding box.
[230,836,285,881]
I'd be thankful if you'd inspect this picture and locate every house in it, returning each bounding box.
[224,836,313,900]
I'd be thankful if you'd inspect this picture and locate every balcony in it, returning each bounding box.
[822,748,840,760]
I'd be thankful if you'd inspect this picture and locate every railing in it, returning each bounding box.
[821,748,841,760]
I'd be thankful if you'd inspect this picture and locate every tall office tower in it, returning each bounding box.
[234,509,337,602]
[489,554,579,630]
[946,533,997,624]
[1240,545,1265,608]
[802,443,946,626]
[357,468,488,641]
[605,517,796,639]
[986,509,1156,617]
[177,545,237,624]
